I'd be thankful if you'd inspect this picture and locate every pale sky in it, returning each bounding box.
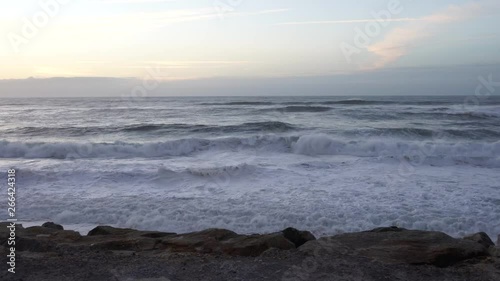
[1,0,499,81]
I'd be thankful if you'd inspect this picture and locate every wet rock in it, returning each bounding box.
[50,230,82,242]
[139,231,176,238]
[300,227,490,267]
[463,232,495,249]
[160,229,295,256]
[24,226,61,235]
[42,222,64,230]
[222,233,295,256]
[281,227,316,247]
[1,223,81,252]
[368,226,406,233]
[82,227,176,251]
[160,229,239,253]
[87,226,137,236]
[184,228,239,241]
[87,226,176,240]
[88,237,158,251]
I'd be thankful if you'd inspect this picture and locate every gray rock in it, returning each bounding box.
[222,233,295,256]
[1,223,82,253]
[24,226,61,235]
[42,222,64,230]
[159,228,239,254]
[139,232,176,238]
[463,232,495,249]
[281,227,316,247]
[159,228,295,256]
[300,227,490,267]
[87,226,176,239]
[88,237,158,251]
[368,226,406,233]
[87,226,137,236]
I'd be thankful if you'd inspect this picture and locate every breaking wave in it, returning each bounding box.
[1,135,499,167]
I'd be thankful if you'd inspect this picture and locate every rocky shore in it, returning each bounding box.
[1,222,499,281]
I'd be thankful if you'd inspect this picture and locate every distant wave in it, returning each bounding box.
[4,121,298,136]
[201,99,453,106]
[323,99,397,105]
[190,121,296,133]
[200,102,275,106]
[2,136,499,168]
[263,106,333,113]
[340,106,500,121]
[399,110,500,120]
[121,124,201,132]
[345,127,500,139]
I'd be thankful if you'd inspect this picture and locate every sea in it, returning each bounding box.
[1,95,499,239]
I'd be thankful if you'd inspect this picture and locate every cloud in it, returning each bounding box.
[57,7,289,29]
[365,1,495,70]
[277,18,420,25]
[254,9,290,15]
[79,60,255,70]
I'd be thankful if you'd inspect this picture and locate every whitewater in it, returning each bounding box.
[0,95,499,239]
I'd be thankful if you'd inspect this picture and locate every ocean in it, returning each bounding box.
[1,95,499,238]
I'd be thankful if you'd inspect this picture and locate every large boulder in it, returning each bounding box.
[300,227,490,267]
[222,233,295,256]
[159,228,296,256]
[159,228,239,253]
[87,226,137,236]
[83,226,176,251]
[369,226,405,233]
[0,223,81,252]
[42,222,64,230]
[463,232,495,249]
[87,237,158,251]
[23,226,62,235]
[282,227,316,247]
[87,225,175,239]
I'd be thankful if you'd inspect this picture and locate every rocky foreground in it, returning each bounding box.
[1,223,499,281]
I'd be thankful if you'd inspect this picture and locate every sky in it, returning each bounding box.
[0,0,499,96]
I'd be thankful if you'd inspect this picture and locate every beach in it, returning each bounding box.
[1,222,499,280]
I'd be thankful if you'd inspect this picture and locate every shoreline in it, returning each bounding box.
[12,219,499,242]
[1,222,499,280]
